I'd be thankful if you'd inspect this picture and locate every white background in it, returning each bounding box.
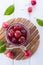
[0,0,43,65]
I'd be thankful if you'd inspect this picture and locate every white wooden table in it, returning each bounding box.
[0,0,43,65]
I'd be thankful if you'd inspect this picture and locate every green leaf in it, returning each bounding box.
[0,44,6,53]
[36,18,43,26]
[4,5,15,15]
[0,40,6,53]
[0,40,4,46]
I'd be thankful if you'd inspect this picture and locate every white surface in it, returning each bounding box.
[0,0,43,65]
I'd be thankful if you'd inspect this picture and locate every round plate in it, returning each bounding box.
[0,18,40,60]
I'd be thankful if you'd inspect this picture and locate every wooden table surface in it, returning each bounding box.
[0,0,43,65]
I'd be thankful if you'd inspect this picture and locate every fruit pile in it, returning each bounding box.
[6,23,28,45]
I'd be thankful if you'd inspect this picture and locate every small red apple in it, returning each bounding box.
[14,30,21,38]
[19,36,25,43]
[24,50,31,57]
[2,22,8,28]
[6,51,14,58]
